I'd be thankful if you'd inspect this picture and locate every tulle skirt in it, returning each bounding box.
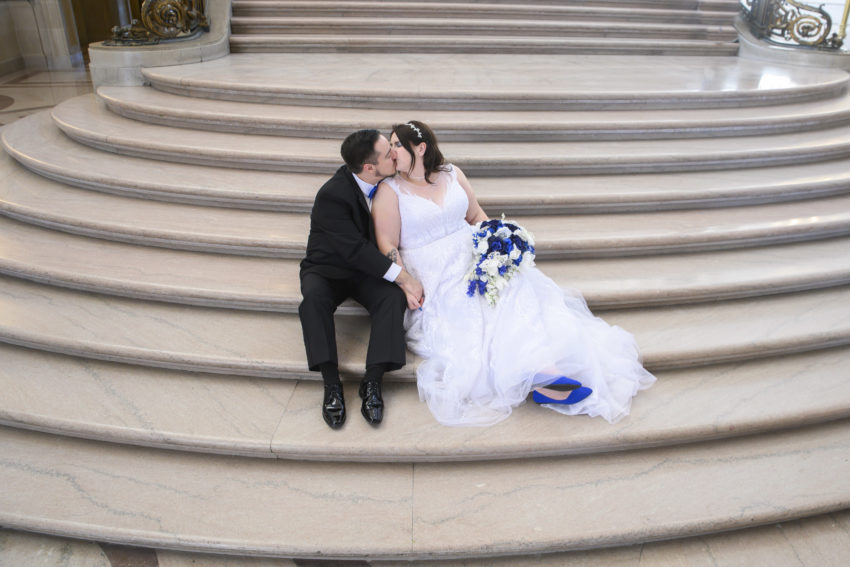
[401,226,656,426]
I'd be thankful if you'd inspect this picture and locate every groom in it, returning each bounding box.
[299,129,424,429]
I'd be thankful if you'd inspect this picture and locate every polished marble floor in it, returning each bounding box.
[0,68,92,127]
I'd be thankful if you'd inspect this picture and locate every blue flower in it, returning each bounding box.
[468,217,535,305]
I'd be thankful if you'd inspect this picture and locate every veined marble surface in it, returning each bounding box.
[143,53,849,106]
[1,214,848,313]
[48,95,850,177]
[3,508,850,565]
[0,421,847,558]
[0,274,848,378]
[4,128,850,259]
[0,69,91,127]
[96,85,850,141]
[0,340,848,460]
[10,111,850,214]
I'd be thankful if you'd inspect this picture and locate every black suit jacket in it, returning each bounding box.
[300,165,393,281]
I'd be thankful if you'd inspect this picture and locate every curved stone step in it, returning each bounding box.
[9,111,850,213]
[0,275,847,377]
[5,508,849,566]
[97,85,850,141]
[0,421,847,558]
[2,214,850,312]
[2,342,847,461]
[142,53,849,110]
[5,148,850,258]
[230,17,736,40]
[231,1,739,24]
[242,0,740,10]
[231,34,738,56]
[51,94,850,176]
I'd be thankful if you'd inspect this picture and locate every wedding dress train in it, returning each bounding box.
[383,166,656,426]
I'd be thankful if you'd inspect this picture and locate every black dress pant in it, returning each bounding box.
[299,271,407,373]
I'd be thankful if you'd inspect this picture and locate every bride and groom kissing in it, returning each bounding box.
[299,123,655,430]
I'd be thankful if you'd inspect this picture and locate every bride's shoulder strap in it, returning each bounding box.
[444,163,457,180]
[381,175,401,194]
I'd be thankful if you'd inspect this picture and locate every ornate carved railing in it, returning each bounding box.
[740,0,849,49]
[106,0,209,45]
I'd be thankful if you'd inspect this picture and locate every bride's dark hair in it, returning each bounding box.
[391,120,449,184]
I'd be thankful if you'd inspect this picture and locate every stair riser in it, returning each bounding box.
[230,41,740,57]
[101,101,850,143]
[230,23,736,40]
[233,12,735,25]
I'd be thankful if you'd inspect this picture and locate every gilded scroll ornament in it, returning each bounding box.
[107,0,209,45]
[742,0,842,48]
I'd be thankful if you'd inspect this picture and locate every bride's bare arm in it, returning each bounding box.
[372,183,425,309]
[372,183,405,270]
[454,166,489,224]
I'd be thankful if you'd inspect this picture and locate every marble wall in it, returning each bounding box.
[1,0,83,72]
[0,4,24,75]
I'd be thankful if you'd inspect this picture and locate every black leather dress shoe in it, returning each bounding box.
[359,380,383,425]
[322,384,346,429]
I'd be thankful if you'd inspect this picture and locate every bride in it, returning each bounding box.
[372,121,656,426]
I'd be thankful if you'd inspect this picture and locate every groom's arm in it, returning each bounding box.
[311,187,393,279]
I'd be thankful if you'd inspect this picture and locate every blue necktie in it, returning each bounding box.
[368,185,378,200]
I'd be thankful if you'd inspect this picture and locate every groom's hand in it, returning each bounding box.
[396,270,425,310]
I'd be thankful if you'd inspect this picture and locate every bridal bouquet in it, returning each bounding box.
[466,215,536,306]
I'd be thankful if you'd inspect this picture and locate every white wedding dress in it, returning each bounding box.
[384,166,656,426]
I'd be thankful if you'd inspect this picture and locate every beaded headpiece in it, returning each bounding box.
[406,122,423,139]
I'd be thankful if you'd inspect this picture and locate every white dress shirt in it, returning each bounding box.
[353,173,402,282]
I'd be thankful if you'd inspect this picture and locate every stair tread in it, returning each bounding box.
[9,111,850,213]
[0,421,847,557]
[5,508,850,566]
[142,53,848,109]
[97,85,850,140]
[232,0,739,20]
[2,342,847,460]
[50,95,850,176]
[5,142,850,257]
[5,143,850,257]
[2,214,850,311]
[0,275,848,377]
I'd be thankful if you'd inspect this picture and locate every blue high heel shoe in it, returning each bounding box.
[538,376,582,392]
[533,386,592,405]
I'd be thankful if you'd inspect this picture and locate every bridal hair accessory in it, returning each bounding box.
[406,122,423,139]
[466,214,536,306]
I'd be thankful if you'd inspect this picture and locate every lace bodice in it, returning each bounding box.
[382,166,470,250]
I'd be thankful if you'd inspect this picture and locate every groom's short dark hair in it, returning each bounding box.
[341,129,380,174]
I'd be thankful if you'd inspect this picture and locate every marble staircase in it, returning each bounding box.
[229,0,741,55]
[1,45,850,566]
